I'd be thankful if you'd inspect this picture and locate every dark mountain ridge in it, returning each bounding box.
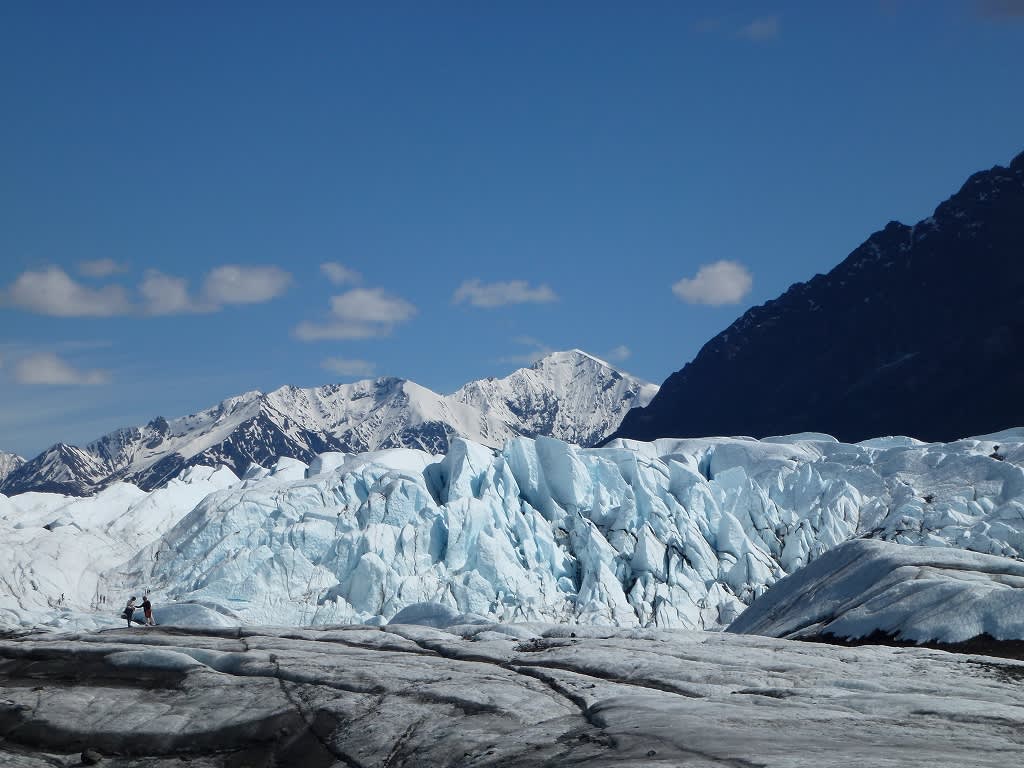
[613,150,1024,444]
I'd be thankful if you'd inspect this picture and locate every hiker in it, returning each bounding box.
[141,595,155,626]
[123,597,138,627]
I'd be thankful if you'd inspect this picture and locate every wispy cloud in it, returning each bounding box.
[78,258,127,277]
[605,345,631,362]
[498,336,554,365]
[320,262,361,286]
[3,267,133,317]
[13,352,110,386]
[975,0,1024,19]
[453,279,558,308]
[321,357,376,378]
[738,17,780,41]
[672,260,753,306]
[294,288,417,341]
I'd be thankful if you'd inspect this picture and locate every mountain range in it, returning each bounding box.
[613,149,1024,444]
[0,350,656,497]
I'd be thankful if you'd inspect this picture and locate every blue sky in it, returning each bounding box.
[1,1,1023,458]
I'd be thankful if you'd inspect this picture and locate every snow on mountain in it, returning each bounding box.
[1,443,109,495]
[450,350,659,448]
[728,538,1024,644]
[0,350,656,497]
[0,451,24,483]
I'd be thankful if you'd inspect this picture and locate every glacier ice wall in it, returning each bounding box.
[0,465,240,629]
[110,429,1024,630]
[728,537,1024,643]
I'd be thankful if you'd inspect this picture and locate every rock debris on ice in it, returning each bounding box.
[2,622,1024,767]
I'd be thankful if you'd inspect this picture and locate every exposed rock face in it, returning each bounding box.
[2,622,1024,767]
[614,150,1024,444]
[0,452,24,485]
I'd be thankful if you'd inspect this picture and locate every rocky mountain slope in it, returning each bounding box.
[0,350,656,497]
[0,451,24,484]
[613,149,1024,443]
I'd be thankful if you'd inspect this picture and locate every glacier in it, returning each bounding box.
[4,621,1024,767]
[3,428,1023,634]
[729,537,1024,644]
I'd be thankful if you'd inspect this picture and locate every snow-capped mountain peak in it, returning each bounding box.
[1,350,657,496]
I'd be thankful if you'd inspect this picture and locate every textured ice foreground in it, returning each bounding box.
[3,429,1024,633]
[3,623,1024,767]
[729,537,1024,643]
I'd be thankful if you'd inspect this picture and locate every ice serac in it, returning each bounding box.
[728,538,1024,644]
[94,429,1024,634]
[0,350,657,496]
[0,465,240,630]
[612,149,1024,444]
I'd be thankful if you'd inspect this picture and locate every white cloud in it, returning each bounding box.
[329,288,416,324]
[321,262,361,286]
[201,265,292,306]
[321,357,376,378]
[137,265,292,315]
[294,288,417,341]
[139,270,198,315]
[739,17,779,40]
[4,264,292,318]
[13,352,110,386]
[453,279,558,308]
[672,261,753,306]
[4,267,132,317]
[606,345,631,362]
[78,258,126,277]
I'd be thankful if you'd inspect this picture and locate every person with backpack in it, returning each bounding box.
[122,597,138,628]
[141,595,155,626]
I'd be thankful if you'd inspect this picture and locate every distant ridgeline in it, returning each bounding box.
[0,350,657,497]
[613,150,1024,444]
